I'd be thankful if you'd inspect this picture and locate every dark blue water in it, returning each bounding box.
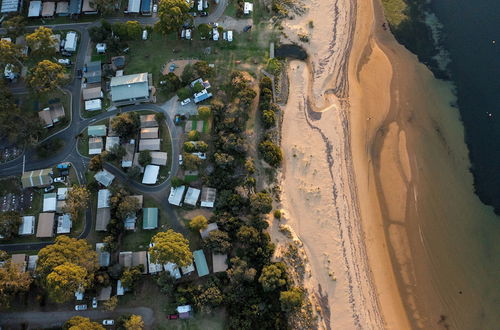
[429,0,500,213]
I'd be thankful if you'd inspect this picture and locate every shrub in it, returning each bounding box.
[177,87,191,100]
[187,130,200,141]
[198,106,211,119]
[138,150,152,167]
[261,109,276,128]
[189,215,208,231]
[259,140,283,167]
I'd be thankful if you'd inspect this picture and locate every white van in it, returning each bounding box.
[142,30,148,40]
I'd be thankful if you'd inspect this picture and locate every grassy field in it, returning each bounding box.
[381,0,409,26]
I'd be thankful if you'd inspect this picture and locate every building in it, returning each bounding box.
[82,0,97,14]
[85,99,102,111]
[193,89,213,104]
[96,243,110,267]
[176,305,192,319]
[1,0,21,14]
[200,187,216,208]
[56,1,69,15]
[121,142,136,167]
[68,0,82,15]
[142,208,158,229]
[139,114,158,128]
[94,170,115,187]
[64,31,78,52]
[243,2,253,14]
[21,168,53,188]
[97,286,112,301]
[88,124,107,137]
[132,251,148,274]
[140,127,159,139]
[168,186,186,206]
[27,255,38,272]
[141,0,152,14]
[193,250,209,277]
[56,214,72,234]
[200,222,218,239]
[116,280,125,295]
[56,200,66,213]
[212,253,228,272]
[227,30,233,42]
[96,208,110,231]
[127,0,140,13]
[36,213,55,237]
[18,216,35,235]
[139,139,160,151]
[11,254,26,273]
[181,263,195,275]
[88,137,103,155]
[97,189,110,208]
[83,61,101,84]
[124,214,137,230]
[82,86,102,100]
[38,103,65,128]
[150,152,167,166]
[41,1,55,18]
[119,251,133,268]
[163,262,182,279]
[142,165,159,184]
[105,136,120,151]
[110,73,151,105]
[111,56,125,71]
[147,252,162,274]
[28,1,42,17]
[43,193,57,212]
[57,187,69,200]
[183,187,200,206]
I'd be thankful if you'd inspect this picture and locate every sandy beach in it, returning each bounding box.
[278,0,500,329]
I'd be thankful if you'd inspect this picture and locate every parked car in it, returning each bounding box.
[181,29,186,39]
[181,98,191,106]
[168,314,179,319]
[185,29,192,40]
[189,12,197,17]
[57,58,71,65]
[53,177,65,183]
[92,297,97,308]
[153,4,158,12]
[102,320,114,326]
[44,185,55,193]
[174,114,181,125]
[77,69,83,79]
[178,154,183,165]
[75,304,87,311]
[200,11,208,16]
[61,50,72,56]
[192,152,207,160]
[243,25,252,32]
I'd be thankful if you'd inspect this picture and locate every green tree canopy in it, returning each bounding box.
[155,0,191,35]
[258,263,287,292]
[64,316,105,330]
[88,154,103,172]
[250,192,273,214]
[149,229,192,266]
[258,139,283,167]
[120,266,142,290]
[2,16,27,38]
[0,39,25,67]
[0,211,21,239]
[182,153,202,171]
[110,112,140,139]
[27,60,65,93]
[193,61,214,78]
[197,106,211,119]
[197,24,211,39]
[126,21,143,40]
[280,287,304,312]
[90,0,115,16]
[186,130,200,141]
[203,230,232,253]
[195,285,224,313]
[116,195,141,220]
[177,87,192,100]
[138,150,152,167]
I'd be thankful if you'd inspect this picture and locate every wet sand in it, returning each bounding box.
[279,0,500,328]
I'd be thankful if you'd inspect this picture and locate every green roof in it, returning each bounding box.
[193,250,209,277]
[142,208,158,229]
[87,125,107,137]
[21,168,53,188]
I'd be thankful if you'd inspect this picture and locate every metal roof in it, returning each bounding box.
[95,207,110,231]
[150,152,167,166]
[142,165,159,184]
[21,168,52,188]
[127,0,140,13]
[1,0,20,13]
[184,187,200,206]
[142,208,158,229]
[36,213,55,237]
[19,216,35,235]
[200,187,216,208]
[110,73,149,102]
[97,189,110,208]
[139,139,160,151]
[168,186,186,206]
[94,170,115,187]
[88,125,107,136]
[193,250,209,277]
[43,193,57,212]
[68,0,82,14]
[28,1,42,17]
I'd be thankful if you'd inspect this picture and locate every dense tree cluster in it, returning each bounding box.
[89,20,146,56]
[0,211,22,239]
[110,112,140,140]
[0,251,32,308]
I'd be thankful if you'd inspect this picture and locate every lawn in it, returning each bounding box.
[158,119,173,183]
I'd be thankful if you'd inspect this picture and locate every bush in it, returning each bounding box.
[192,81,204,93]
[258,140,282,167]
[197,106,211,119]
[273,209,282,219]
[187,130,200,141]
[261,109,276,128]
[189,215,208,231]
[171,177,184,188]
[267,58,283,76]
[177,87,191,100]
[138,150,152,167]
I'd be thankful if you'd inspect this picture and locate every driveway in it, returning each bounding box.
[0,307,154,329]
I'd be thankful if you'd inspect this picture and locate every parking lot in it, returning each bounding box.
[1,190,34,212]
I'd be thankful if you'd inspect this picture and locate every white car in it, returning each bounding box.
[192,152,207,160]
[153,4,158,12]
[185,29,192,40]
[75,304,87,311]
[57,58,71,65]
[102,320,114,326]
[53,177,65,183]
[92,297,97,308]
[181,98,191,106]
[179,154,183,165]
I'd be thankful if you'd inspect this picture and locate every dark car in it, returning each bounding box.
[200,11,208,16]
[243,25,252,32]
[168,314,179,320]
[61,50,72,56]
[76,69,83,79]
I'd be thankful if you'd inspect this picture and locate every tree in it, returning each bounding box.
[250,192,273,214]
[260,76,273,90]
[182,153,201,171]
[189,215,208,231]
[171,177,184,188]
[176,87,191,100]
[88,154,104,171]
[27,60,65,93]
[193,61,214,78]
[160,72,181,93]
[280,287,304,312]
[155,0,191,35]
[116,196,141,220]
[126,21,142,40]
[258,140,283,167]
[138,150,152,167]
[0,39,25,67]
[110,113,140,139]
[197,106,211,119]
[110,144,126,159]
[181,64,196,84]
[64,316,105,330]
[192,81,204,93]
[195,285,223,313]
[0,211,21,239]
[26,26,58,59]
[203,230,231,253]
[197,24,211,39]
[127,166,141,180]
[90,0,115,16]
[36,236,98,281]
[227,257,256,283]
[124,315,144,330]
[187,130,200,141]
[261,109,276,128]
[0,256,32,308]
[258,263,287,292]
[64,185,91,221]
[46,262,90,303]
[2,16,27,38]
[102,295,118,311]
[149,230,192,266]
[214,153,235,169]
[267,58,283,75]
[89,20,112,43]
[120,267,142,290]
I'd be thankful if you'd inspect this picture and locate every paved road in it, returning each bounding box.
[0,307,155,329]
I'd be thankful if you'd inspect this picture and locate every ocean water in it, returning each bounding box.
[429,0,500,213]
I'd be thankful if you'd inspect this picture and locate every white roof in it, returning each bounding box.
[57,214,72,234]
[105,136,119,151]
[64,31,77,51]
[183,187,201,206]
[43,193,57,212]
[142,165,159,184]
[243,2,253,14]
[1,0,21,13]
[147,252,162,274]
[128,0,141,12]
[96,43,107,51]
[19,216,35,235]
[97,189,111,208]
[168,186,186,206]
[94,170,115,187]
[116,280,125,295]
[227,30,233,42]
[28,1,42,17]
[57,187,69,200]
[200,187,216,208]
[27,255,38,271]
[163,262,182,279]
[75,289,84,300]
[177,305,192,313]
[96,243,110,267]
[85,99,101,111]
[181,263,194,275]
